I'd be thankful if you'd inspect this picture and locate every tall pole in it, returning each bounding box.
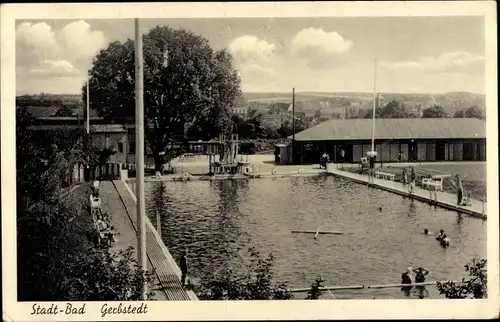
[134,18,147,299]
[86,75,90,134]
[292,88,296,164]
[371,59,377,153]
[280,109,283,137]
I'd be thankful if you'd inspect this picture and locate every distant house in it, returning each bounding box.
[89,124,128,163]
[289,118,486,164]
[233,106,249,119]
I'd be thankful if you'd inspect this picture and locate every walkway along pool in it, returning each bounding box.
[141,175,486,299]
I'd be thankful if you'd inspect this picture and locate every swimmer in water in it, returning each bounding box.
[401,267,413,284]
[436,230,447,241]
[440,237,451,247]
[413,267,429,283]
[424,229,433,235]
[378,206,382,212]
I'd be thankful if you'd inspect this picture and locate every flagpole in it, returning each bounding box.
[371,59,377,154]
[134,17,147,300]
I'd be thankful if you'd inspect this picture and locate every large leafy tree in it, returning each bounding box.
[363,100,418,119]
[454,105,485,120]
[422,104,448,118]
[84,26,242,169]
[379,100,418,118]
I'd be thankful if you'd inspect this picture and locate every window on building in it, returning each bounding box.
[118,142,124,153]
[129,142,136,154]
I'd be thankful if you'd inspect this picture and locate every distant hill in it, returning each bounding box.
[243,91,485,116]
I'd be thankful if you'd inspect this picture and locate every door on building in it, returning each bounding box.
[409,141,418,161]
[344,144,353,163]
[435,142,446,161]
[463,142,473,161]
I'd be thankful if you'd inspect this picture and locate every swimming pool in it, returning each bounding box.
[144,174,486,299]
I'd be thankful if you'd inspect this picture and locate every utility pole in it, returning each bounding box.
[280,109,283,138]
[86,75,90,134]
[134,18,147,300]
[292,88,296,164]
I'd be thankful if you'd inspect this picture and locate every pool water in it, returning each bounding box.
[144,175,486,299]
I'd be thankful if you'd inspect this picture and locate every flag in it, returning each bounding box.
[287,103,293,112]
[162,45,169,68]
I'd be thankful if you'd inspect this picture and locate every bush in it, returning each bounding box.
[66,247,155,301]
[436,258,487,299]
[306,277,325,299]
[196,246,293,300]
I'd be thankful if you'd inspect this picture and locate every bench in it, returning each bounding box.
[374,171,396,181]
[421,177,443,191]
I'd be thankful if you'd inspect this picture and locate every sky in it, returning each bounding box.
[15,16,485,95]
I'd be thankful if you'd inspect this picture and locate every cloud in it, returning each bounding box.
[236,62,276,92]
[239,63,275,79]
[29,60,80,78]
[56,20,107,61]
[16,20,107,79]
[382,51,484,74]
[290,27,352,69]
[228,35,275,63]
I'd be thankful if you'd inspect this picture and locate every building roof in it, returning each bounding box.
[290,118,486,141]
[23,106,60,117]
[90,124,126,133]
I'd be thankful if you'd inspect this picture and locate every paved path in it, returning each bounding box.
[326,166,486,219]
[112,180,198,301]
[99,181,167,300]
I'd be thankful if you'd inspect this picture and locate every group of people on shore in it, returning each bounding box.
[400,167,472,206]
[96,211,116,248]
[401,166,417,193]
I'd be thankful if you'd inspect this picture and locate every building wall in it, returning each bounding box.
[91,132,128,163]
[293,138,485,164]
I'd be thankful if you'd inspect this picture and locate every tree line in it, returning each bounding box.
[350,100,485,120]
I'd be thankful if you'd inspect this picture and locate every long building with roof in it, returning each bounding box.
[287,118,486,164]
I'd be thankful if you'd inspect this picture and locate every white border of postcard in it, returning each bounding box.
[1,1,498,320]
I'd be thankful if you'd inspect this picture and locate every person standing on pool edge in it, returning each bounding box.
[369,155,376,184]
[180,249,188,287]
[408,166,416,193]
[456,174,464,205]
